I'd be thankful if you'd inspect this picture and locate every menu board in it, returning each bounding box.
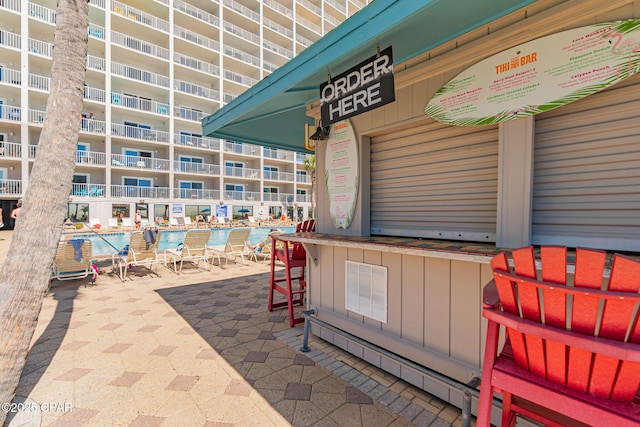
[325,119,358,229]
[425,20,640,126]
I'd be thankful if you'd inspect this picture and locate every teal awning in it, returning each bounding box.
[202,0,537,153]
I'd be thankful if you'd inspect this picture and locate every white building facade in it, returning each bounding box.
[0,0,369,226]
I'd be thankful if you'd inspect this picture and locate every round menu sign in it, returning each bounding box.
[425,20,640,126]
[325,119,358,229]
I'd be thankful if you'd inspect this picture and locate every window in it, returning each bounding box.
[154,204,169,221]
[232,206,253,221]
[67,203,89,223]
[225,184,243,200]
[179,181,204,198]
[263,166,278,180]
[225,161,243,177]
[112,204,130,222]
[135,203,148,219]
[72,174,90,196]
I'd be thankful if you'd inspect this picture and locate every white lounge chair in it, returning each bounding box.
[169,218,180,228]
[89,218,101,229]
[122,217,135,230]
[207,228,254,267]
[112,230,162,280]
[164,229,211,273]
[52,239,94,282]
[108,218,120,230]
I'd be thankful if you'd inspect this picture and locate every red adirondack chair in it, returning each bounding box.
[268,219,316,327]
[477,246,640,427]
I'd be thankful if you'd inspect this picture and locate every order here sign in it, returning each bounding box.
[320,46,395,125]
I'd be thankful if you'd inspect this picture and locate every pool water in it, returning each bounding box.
[77,226,296,257]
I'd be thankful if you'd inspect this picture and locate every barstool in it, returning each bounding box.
[268,235,307,327]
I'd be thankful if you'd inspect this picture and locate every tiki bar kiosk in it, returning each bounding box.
[203,0,640,423]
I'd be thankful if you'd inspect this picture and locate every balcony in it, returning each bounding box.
[296,15,321,34]
[263,40,293,59]
[111,154,170,171]
[0,68,21,86]
[0,0,21,13]
[80,117,107,134]
[111,93,170,116]
[29,38,53,57]
[174,79,219,101]
[111,124,170,144]
[174,161,220,175]
[223,141,260,156]
[76,150,107,166]
[263,170,294,182]
[174,25,220,51]
[263,0,293,18]
[223,191,260,201]
[174,0,219,26]
[87,55,105,71]
[88,23,105,39]
[223,70,258,87]
[0,105,21,122]
[111,31,170,60]
[28,3,56,25]
[0,142,21,158]
[223,0,260,23]
[223,21,260,44]
[0,179,22,196]
[111,185,170,199]
[263,17,293,39]
[173,189,220,200]
[112,62,169,87]
[263,192,295,203]
[224,166,261,179]
[296,193,311,203]
[174,52,220,76]
[112,1,169,32]
[264,147,294,161]
[174,134,220,150]
[296,173,312,184]
[0,30,21,50]
[223,45,260,67]
[71,183,106,197]
[174,107,205,122]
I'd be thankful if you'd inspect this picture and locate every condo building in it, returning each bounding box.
[0,0,369,227]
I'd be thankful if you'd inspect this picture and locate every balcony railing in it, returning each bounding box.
[29,108,46,126]
[296,194,311,203]
[326,0,346,14]
[174,161,220,175]
[223,70,258,87]
[111,124,170,144]
[174,0,219,26]
[111,154,170,171]
[223,45,260,67]
[173,189,220,200]
[174,52,219,76]
[80,118,107,134]
[0,30,21,50]
[263,39,293,58]
[263,0,293,18]
[0,68,21,86]
[112,1,169,32]
[111,185,170,199]
[29,38,53,56]
[223,21,260,44]
[174,25,220,51]
[111,93,169,115]
[223,141,260,156]
[173,134,220,150]
[111,31,169,60]
[223,0,260,22]
[111,62,169,87]
[71,183,106,197]
[174,107,205,122]
[223,191,260,201]
[89,0,105,9]
[29,3,56,24]
[174,79,219,100]
[87,55,106,71]
[0,105,21,122]
[0,179,22,196]
[296,173,312,184]
[224,166,261,179]
[264,147,294,161]
[76,150,106,165]
[296,33,314,48]
[263,192,295,203]
[296,15,321,34]
[84,86,106,103]
[263,170,294,182]
[0,142,21,158]
[263,17,293,39]
[88,23,105,39]
[0,0,21,13]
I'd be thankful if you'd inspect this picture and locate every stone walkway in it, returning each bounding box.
[3,230,466,426]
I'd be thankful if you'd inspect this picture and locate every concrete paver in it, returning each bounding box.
[0,230,468,426]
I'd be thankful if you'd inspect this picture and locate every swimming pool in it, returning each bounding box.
[75,226,296,257]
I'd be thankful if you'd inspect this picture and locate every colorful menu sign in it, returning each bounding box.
[425,20,640,126]
[325,120,358,229]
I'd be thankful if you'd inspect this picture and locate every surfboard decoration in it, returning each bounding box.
[325,119,358,229]
[425,20,640,126]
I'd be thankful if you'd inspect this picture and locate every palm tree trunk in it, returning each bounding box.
[0,1,89,423]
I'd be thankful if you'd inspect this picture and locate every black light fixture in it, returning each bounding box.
[309,121,331,141]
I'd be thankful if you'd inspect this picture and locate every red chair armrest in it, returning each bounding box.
[482,279,500,308]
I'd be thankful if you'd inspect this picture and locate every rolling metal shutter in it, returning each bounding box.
[370,120,499,242]
[532,75,640,252]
